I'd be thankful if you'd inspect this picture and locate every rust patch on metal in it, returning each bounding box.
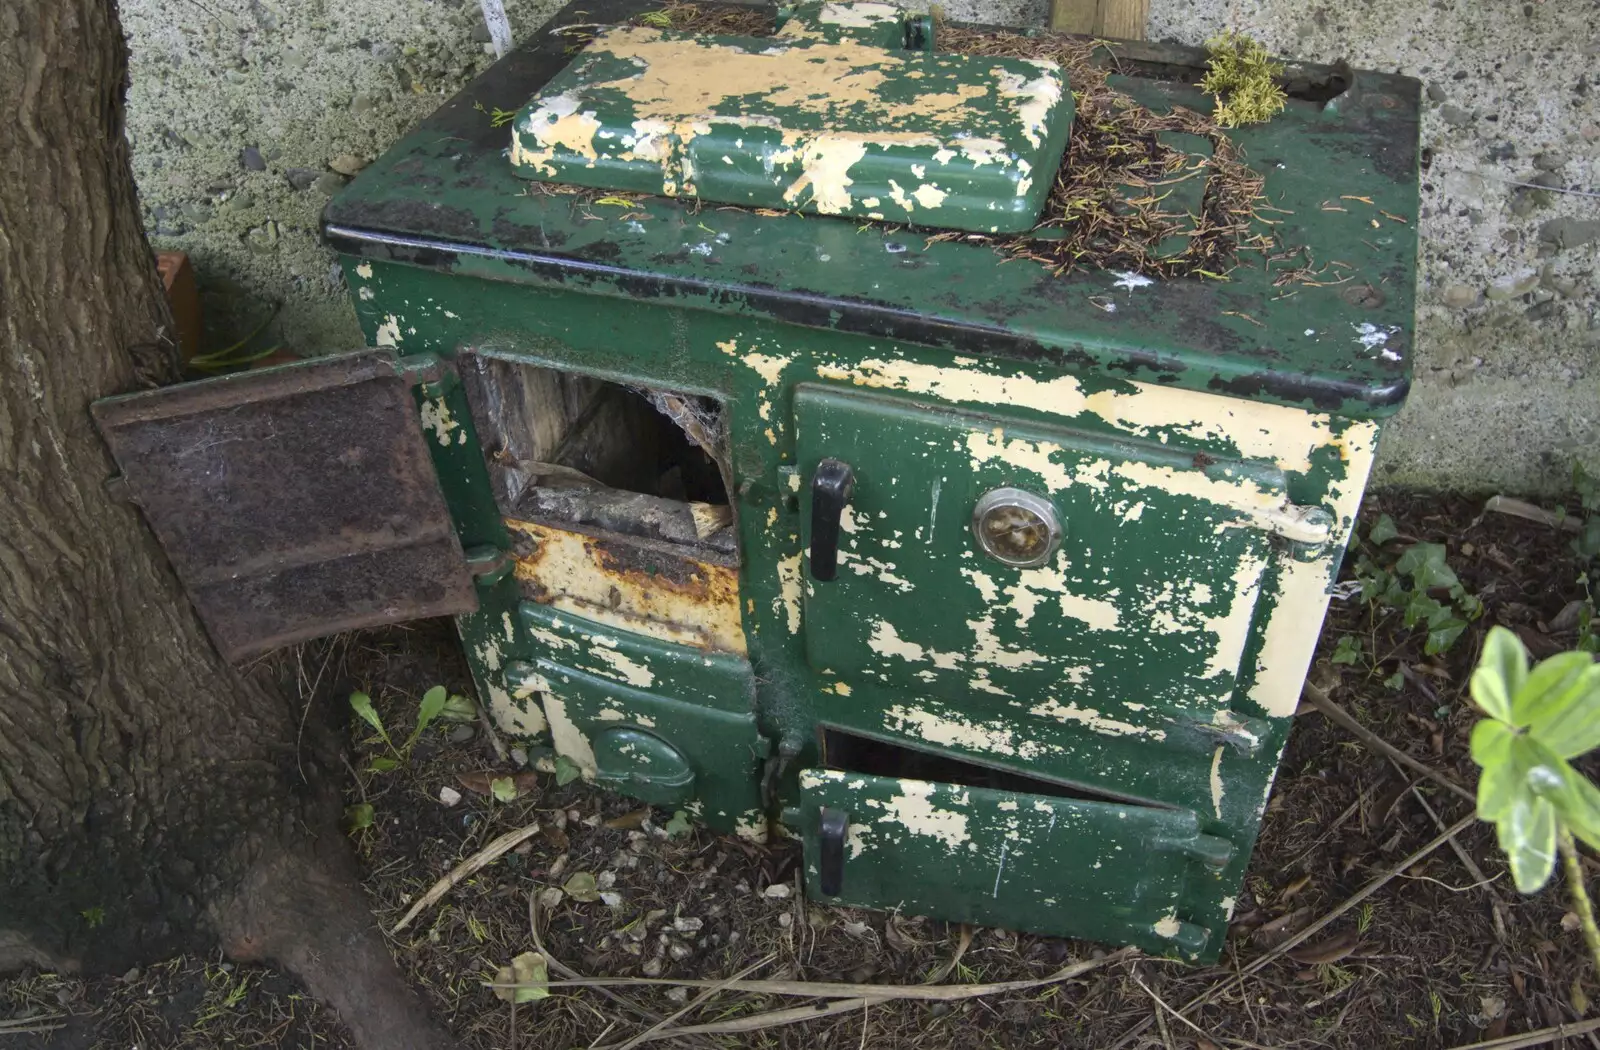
[507,517,746,654]
[91,349,478,662]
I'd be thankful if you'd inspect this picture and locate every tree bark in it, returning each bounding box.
[0,4,444,1047]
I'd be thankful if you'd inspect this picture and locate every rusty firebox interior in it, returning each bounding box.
[459,354,737,562]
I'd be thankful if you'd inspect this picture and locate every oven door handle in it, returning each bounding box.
[809,458,854,582]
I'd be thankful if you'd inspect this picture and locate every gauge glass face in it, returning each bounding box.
[972,489,1060,568]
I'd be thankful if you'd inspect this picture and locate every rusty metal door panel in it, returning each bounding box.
[92,350,477,662]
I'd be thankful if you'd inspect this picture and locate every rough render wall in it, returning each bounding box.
[124,0,1598,493]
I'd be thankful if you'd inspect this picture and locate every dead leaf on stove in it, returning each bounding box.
[1511,970,1526,997]
[604,807,651,830]
[1288,930,1359,964]
[542,824,570,852]
[457,770,538,797]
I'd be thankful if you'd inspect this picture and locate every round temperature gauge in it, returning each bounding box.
[971,488,1062,568]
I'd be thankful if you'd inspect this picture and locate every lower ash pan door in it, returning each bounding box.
[793,770,1232,958]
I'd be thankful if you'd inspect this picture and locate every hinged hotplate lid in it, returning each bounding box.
[508,3,1074,234]
[92,350,478,663]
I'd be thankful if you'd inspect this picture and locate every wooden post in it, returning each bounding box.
[1048,0,1149,39]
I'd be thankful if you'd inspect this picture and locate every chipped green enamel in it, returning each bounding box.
[508,24,1072,233]
[327,0,1421,963]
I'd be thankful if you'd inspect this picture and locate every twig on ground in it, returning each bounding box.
[1397,759,1510,942]
[1484,496,1582,533]
[1109,813,1477,1049]
[579,950,1132,1047]
[390,821,542,933]
[0,1015,65,1034]
[612,956,775,1050]
[521,950,1137,1000]
[1444,1016,1600,1050]
[1302,681,1475,804]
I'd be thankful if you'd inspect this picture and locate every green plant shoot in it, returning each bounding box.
[1468,626,1600,972]
[1200,31,1288,128]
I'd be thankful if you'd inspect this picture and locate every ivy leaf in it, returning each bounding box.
[349,691,393,750]
[553,754,582,787]
[1404,593,1446,630]
[490,776,518,803]
[1471,627,1526,723]
[1396,543,1461,591]
[1331,635,1362,665]
[1425,618,1468,655]
[1368,514,1399,546]
[1384,671,1405,691]
[367,756,400,773]
[663,810,693,838]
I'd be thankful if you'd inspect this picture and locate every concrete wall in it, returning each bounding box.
[124,0,1599,493]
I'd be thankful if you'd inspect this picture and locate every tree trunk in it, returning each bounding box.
[0,4,443,1047]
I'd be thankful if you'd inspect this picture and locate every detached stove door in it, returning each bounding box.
[794,384,1294,742]
[92,350,478,662]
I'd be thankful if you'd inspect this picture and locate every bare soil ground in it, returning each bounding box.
[5,489,1596,1049]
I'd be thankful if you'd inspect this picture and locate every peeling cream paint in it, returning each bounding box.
[739,351,792,386]
[543,693,597,777]
[733,809,768,843]
[1209,745,1226,819]
[1204,553,1266,679]
[814,355,1353,474]
[489,683,547,736]
[777,553,803,635]
[868,619,964,669]
[419,398,459,447]
[355,262,373,279]
[866,779,971,849]
[995,63,1061,148]
[1152,913,1182,939]
[588,642,655,688]
[884,704,1046,760]
[374,314,401,347]
[1248,423,1379,717]
[501,611,516,643]
[1029,698,1167,741]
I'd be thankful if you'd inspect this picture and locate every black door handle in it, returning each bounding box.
[810,459,854,582]
[818,807,847,896]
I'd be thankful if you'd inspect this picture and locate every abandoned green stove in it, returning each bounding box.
[93,1,1420,960]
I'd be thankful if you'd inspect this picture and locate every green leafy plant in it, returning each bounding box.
[1468,626,1600,972]
[1353,515,1483,654]
[1331,634,1363,665]
[1199,30,1288,128]
[663,809,694,838]
[349,685,473,772]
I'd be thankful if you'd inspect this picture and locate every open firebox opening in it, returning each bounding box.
[459,353,736,560]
